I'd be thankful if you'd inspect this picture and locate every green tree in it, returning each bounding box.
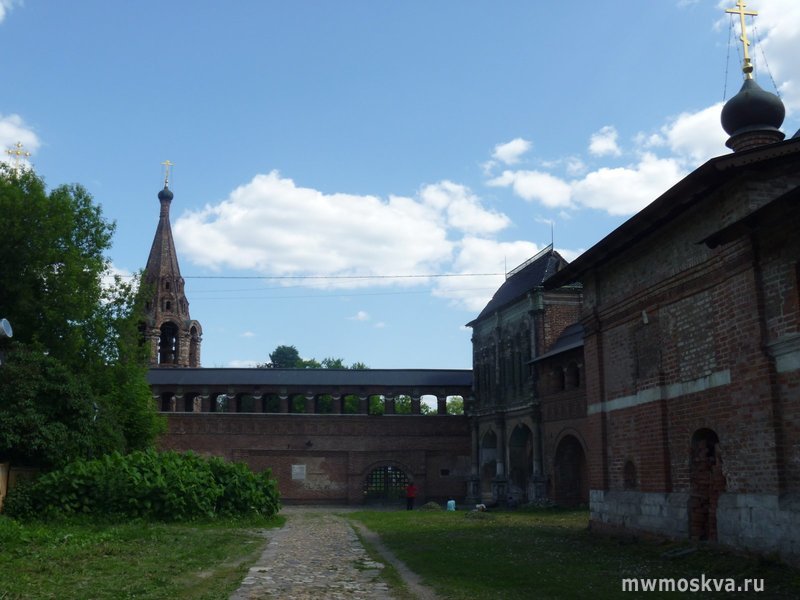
[259,344,301,368]
[0,166,163,467]
[447,396,464,415]
[260,345,369,370]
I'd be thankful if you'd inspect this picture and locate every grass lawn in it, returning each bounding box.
[0,514,283,600]
[349,507,800,599]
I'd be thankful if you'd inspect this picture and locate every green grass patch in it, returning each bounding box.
[348,508,800,599]
[0,514,283,599]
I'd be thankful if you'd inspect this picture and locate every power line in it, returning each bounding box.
[183,273,503,280]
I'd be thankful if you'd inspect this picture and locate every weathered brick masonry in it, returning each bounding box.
[161,413,470,505]
[547,134,800,563]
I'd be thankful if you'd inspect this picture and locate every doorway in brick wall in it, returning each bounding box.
[508,424,533,501]
[362,464,410,506]
[690,428,726,541]
[553,435,588,507]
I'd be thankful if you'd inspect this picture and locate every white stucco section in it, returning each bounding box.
[588,370,731,415]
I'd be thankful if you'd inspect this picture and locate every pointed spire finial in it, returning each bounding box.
[4,141,32,175]
[726,0,758,80]
[161,159,174,188]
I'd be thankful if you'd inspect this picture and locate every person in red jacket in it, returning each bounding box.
[405,482,418,510]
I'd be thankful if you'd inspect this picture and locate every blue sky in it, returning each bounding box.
[2,0,799,370]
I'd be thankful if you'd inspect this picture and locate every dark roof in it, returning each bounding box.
[467,246,568,326]
[545,137,800,289]
[147,368,472,388]
[530,323,584,363]
[144,187,182,284]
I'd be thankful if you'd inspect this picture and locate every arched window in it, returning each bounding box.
[158,322,179,364]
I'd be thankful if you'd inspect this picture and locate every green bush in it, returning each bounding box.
[3,449,280,521]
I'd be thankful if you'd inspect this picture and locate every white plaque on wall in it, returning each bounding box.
[291,464,306,480]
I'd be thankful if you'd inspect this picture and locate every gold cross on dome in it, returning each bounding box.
[5,141,31,174]
[726,0,758,79]
[161,159,174,188]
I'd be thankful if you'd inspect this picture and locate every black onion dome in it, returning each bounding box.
[158,186,174,202]
[721,78,785,137]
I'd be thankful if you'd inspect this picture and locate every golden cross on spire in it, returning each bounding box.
[726,0,758,79]
[5,141,32,174]
[161,159,174,188]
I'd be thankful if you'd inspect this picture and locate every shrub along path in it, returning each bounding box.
[230,506,433,599]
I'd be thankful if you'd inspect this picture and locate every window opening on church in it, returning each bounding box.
[362,465,410,504]
[166,301,172,311]
[158,322,179,364]
[263,394,281,413]
[566,362,580,389]
[211,393,228,413]
[623,460,637,490]
[690,428,726,541]
[238,394,255,413]
[159,392,175,412]
[554,366,566,392]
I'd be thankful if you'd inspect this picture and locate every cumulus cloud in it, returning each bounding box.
[660,103,728,166]
[572,153,686,215]
[349,310,370,321]
[491,138,532,165]
[588,126,622,157]
[240,331,256,338]
[745,0,800,118]
[419,181,509,234]
[432,237,541,312]
[173,172,514,307]
[487,170,573,208]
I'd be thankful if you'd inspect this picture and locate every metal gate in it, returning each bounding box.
[362,465,410,505]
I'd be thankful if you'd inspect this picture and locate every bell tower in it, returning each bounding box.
[142,161,202,367]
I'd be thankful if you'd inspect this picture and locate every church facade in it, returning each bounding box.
[545,57,800,561]
[465,247,589,506]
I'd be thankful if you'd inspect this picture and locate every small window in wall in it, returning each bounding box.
[566,362,580,388]
[165,281,171,290]
[553,366,566,392]
[165,301,171,311]
[623,460,637,490]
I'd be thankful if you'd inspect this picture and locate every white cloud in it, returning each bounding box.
[588,126,622,157]
[228,359,259,368]
[433,237,541,312]
[487,170,573,208]
[349,310,370,321]
[748,0,800,118]
[174,172,515,305]
[491,138,532,165]
[0,0,18,24]
[420,181,509,235]
[240,331,256,338]
[661,103,729,166]
[572,153,686,216]
[175,171,456,283]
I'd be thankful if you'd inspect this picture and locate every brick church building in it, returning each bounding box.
[467,4,799,563]
[541,34,800,563]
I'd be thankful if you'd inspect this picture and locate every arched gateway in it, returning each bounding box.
[151,367,473,505]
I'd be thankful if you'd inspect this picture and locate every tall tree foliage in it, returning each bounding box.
[259,344,368,370]
[0,165,163,468]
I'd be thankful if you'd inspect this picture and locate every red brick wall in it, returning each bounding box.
[159,413,471,505]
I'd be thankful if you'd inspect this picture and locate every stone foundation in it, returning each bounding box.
[717,493,800,565]
[589,489,689,538]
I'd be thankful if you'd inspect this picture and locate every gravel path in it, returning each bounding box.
[229,507,437,600]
